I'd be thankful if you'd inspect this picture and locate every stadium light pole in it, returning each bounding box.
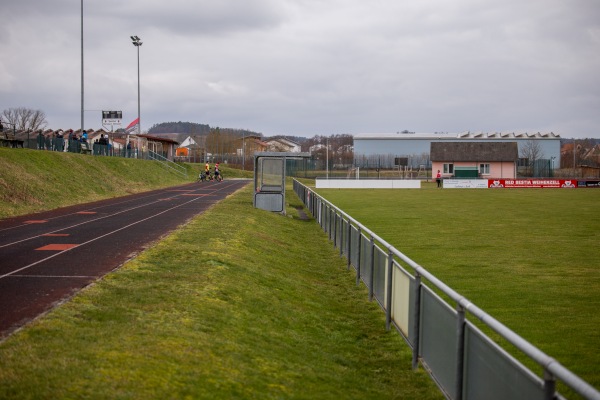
[131,36,142,135]
[81,0,84,133]
[326,137,329,179]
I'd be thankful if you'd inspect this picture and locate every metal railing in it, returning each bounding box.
[293,179,600,400]
[148,150,187,177]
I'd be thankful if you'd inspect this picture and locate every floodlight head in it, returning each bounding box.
[130,36,136,41]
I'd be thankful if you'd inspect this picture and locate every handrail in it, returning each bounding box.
[293,178,600,400]
[148,151,187,177]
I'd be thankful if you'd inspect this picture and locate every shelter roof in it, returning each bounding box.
[136,134,179,145]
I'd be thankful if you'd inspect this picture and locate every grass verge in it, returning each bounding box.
[0,148,251,218]
[0,183,442,399]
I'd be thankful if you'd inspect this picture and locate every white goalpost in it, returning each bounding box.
[346,167,360,179]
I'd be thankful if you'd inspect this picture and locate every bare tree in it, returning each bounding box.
[2,107,48,131]
[520,140,544,176]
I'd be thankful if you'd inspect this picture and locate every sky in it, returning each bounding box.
[1,0,599,138]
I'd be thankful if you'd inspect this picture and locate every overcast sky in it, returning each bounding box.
[1,0,599,138]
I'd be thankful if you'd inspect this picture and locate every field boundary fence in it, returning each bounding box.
[292,179,600,400]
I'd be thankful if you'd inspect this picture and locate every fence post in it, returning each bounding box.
[369,235,375,302]
[328,206,332,240]
[347,220,352,270]
[339,217,344,257]
[316,198,320,226]
[412,273,422,370]
[333,211,337,247]
[320,200,324,229]
[544,370,556,400]
[356,227,362,286]
[386,247,394,330]
[455,304,466,400]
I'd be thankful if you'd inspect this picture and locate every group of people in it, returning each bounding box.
[199,162,223,182]
[95,133,109,146]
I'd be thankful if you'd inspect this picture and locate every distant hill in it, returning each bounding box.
[148,122,210,136]
[147,122,264,143]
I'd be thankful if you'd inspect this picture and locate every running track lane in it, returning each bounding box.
[0,179,250,338]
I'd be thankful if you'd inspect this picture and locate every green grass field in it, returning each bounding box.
[315,183,600,395]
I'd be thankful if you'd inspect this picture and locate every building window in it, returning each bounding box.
[479,163,490,175]
[443,163,454,174]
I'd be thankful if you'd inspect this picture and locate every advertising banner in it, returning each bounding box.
[443,179,488,189]
[488,179,577,188]
[578,180,600,188]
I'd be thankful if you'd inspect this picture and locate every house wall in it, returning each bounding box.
[432,161,516,179]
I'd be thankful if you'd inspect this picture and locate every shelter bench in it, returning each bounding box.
[80,141,92,155]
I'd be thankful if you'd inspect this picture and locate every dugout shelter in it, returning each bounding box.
[254,152,311,214]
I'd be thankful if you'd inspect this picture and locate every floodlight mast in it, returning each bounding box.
[81,0,84,133]
[131,35,142,135]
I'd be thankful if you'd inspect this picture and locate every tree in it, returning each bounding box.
[2,107,48,131]
[520,140,544,177]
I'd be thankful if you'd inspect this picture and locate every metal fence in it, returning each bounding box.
[293,179,600,400]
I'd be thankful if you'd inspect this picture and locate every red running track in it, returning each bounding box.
[0,179,250,338]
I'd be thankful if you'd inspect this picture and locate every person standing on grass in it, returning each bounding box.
[436,170,442,188]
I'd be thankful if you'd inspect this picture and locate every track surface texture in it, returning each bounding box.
[0,179,250,338]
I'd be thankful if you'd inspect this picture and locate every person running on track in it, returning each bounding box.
[203,162,212,181]
[214,163,222,182]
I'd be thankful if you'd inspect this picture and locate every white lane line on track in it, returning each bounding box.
[0,181,246,280]
[0,184,229,249]
[0,182,204,234]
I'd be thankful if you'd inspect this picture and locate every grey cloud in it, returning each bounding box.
[0,0,599,137]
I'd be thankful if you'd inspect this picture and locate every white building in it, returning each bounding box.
[353,131,561,169]
[179,136,200,148]
[265,138,301,153]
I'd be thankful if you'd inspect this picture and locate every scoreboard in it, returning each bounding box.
[102,111,122,125]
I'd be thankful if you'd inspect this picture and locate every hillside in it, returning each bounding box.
[0,148,251,219]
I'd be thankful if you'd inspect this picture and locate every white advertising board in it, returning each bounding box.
[315,179,421,189]
[443,179,489,189]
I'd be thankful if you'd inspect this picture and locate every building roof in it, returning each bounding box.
[431,142,518,162]
[136,134,179,145]
[354,131,560,140]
